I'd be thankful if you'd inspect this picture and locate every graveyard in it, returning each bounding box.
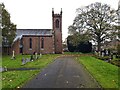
[76,55,119,88]
[93,49,120,67]
[1,0,120,89]
[1,54,61,88]
[1,52,119,88]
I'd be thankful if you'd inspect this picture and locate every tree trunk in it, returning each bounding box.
[97,41,101,52]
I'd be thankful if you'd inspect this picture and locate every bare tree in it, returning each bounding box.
[72,2,116,52]
[68,25,77,35]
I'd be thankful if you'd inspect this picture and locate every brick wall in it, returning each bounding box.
[52,13,62,54]
[22,35,54,54]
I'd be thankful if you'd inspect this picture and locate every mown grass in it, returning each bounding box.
[63,52,83,55]
[77,56,119,88]
[2,54,60,68]
[2,70,39,89]
[2,55,31,68]
[23,54,60,68]
[63,52,93,56]
[2,54,61,89]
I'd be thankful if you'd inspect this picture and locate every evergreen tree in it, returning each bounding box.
[1,3,16,47]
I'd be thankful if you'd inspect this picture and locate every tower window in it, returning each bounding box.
[55,19,59,28]
[29,38,32,49]
[41,38,44,48]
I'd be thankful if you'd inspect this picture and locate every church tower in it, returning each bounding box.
[52,8,62,54]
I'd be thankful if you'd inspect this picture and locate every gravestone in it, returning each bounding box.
[94,51,97,55]
[103,49,106,56]
[21,58,26,65]
[30,55,34,61]
[11,50,15,60]
[26,58,28,63]
[0,67,3,72]
[35,52,38,60]
[106,49,109,56]
[101,51,104,57]
[4,66,7,71]
[98,51,101,57]
[0,67,7,72]
[39,53,42,58]
[26,58,30,63]
[110,52,113,60]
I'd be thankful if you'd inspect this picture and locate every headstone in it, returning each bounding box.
[21,58,26,65]
[39,53,42,58]
[0,67,3,72]
[26,58,30,63]
[0,67,6,72]
[98,51,101,57]
[106,50,109,56]
[11,50,15,60]
[35,52,38,60]
[4,66,7,71]
[101,51,104,57]
[28,58,30,62]
[30,55,33,61]
[110,52,113,60]
[94,51,97,55]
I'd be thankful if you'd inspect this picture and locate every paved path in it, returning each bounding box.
[23,56,101,88]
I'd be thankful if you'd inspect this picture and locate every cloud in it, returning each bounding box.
[1,0,119,41]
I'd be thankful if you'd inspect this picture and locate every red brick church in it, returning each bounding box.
[12,9,62,54]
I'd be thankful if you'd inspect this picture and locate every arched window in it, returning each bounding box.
[41,38,44,48]
[29,38,32,49]
[55,19,59,28]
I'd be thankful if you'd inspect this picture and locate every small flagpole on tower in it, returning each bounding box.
[60,8,62,15]
[52,8,54,16]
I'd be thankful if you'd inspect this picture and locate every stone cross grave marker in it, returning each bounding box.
[11,50,15,60]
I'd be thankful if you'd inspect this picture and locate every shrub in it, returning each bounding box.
[94,55,110,61]
[116,55,120,58]
[77,41,92,53]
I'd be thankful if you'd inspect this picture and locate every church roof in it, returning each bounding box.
[17,29,52,36]
[13,29,53,43]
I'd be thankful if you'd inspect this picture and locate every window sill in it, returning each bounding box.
[41,48,44,50]
[29,48,32,50]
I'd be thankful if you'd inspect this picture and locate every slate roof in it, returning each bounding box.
[13,29,53,43]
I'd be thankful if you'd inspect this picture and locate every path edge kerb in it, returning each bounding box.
[20,55,61,88]
[75,56,102,88]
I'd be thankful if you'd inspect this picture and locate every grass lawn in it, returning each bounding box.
[2,54,61,89]
[2,54,60,68]
[77,56,119,88]
[2,70,39,89]
[63,52,83,55]
[63,52,93,56]
[2,54,31,68]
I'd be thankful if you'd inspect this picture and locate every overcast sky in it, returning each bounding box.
[1,0,119,41]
